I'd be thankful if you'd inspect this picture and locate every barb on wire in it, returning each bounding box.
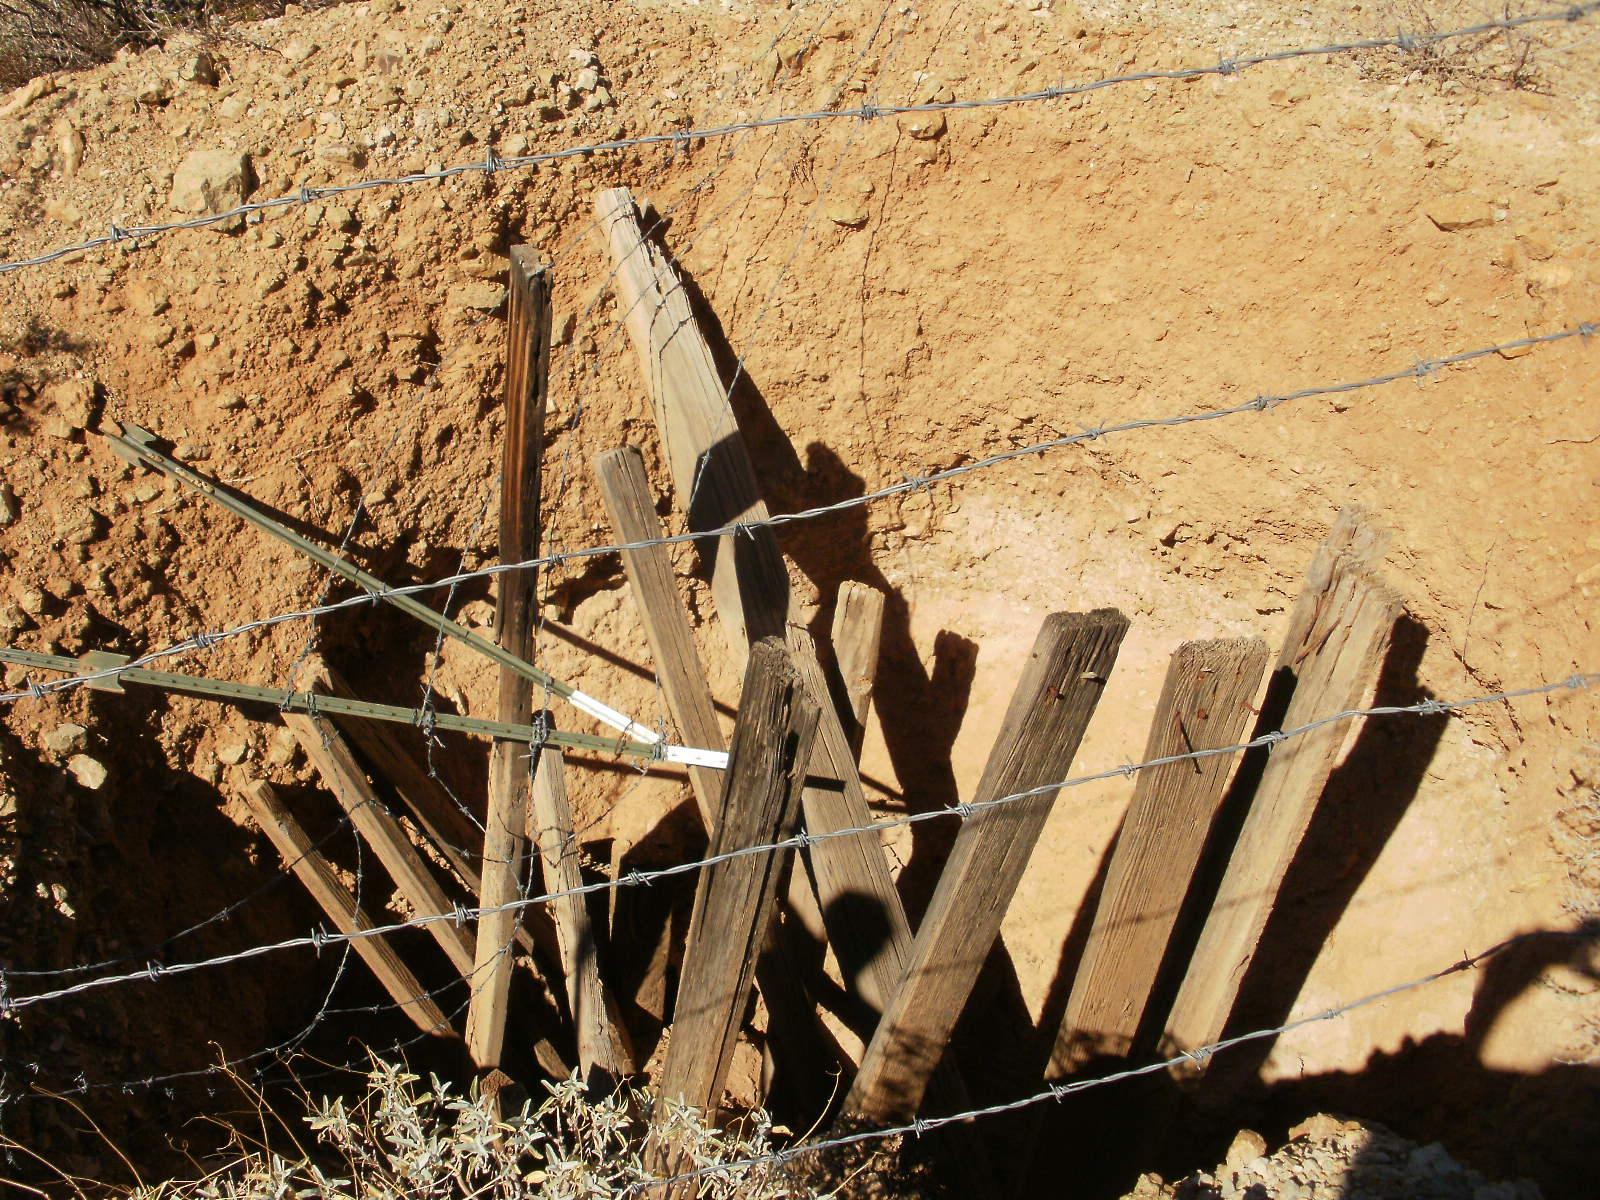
[4,317,1588,706]
[2,669,1591,1013]
[1,3,1594,276]
[629,924,1600,1192]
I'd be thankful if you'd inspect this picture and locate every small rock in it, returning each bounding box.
[318,142,365,166]
[1225,1129,1268,1170]
[180,50,219,86]
[55,125,85,177]
[583,85,613,112]
[569,47,597,67]
[1425,197,1494,232]
[449,281,506,311]
[573,66,600,92]
[265,728,300,768]
[43,723,88,755]
[826,196,870,228]
[284,39,319,64]
[135,76,174,105]
[67,754,108,790]
[325,204,358,232]
[0,483,17,527]
[901,84,953,140]
[43,379,96,435]
[370,0,399,13]
[219,94,249,120]
[170,150,256,227]
[0,73,58,118]
[216,740,249,766]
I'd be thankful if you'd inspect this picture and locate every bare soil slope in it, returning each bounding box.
[0,0,1596,1192]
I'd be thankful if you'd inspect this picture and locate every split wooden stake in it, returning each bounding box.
[240,780,453,1038]
[466,248,553,1072]
[528,743,635,1086]
[1048,637,1269,1079]
[595,445,847,1112]
[597,184,911,1019]
[1162,509,1400,1061]
[847,609,1130,1121]
[285,711,477,977]
[831,581,887,759]
[654,638,820,1116]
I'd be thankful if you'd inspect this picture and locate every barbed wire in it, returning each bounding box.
[2,668,1591,1013]
[5,316,1589,707]
[630,924,1600,1192]
[2,3,1595,277]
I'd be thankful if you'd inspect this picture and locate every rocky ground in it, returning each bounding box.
[1122,1113,1543,1200]
[0,0,1597,1193]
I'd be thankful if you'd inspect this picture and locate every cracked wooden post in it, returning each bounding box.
[1163,510,1401,1064]
[846,609,1130,1121]
[465,248,552,1074]
[240,780,453,1038]
[1048,637,1269,1078]
[652,639,819,1167]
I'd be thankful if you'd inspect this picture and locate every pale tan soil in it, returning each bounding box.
[0,0,1596,1191]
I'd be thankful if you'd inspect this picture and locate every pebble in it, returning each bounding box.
[180,50,220,86]
[67,754,108,790]
[448,281,506,311]
[0,482,17,527]
[1425,197,1494,231]
[55,126,86,177]
[217,740,250,766]
[170,150,257,226]
[43,723,88,755]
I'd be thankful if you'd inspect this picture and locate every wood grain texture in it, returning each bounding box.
[596,187,911,1016]
[1162,509,1401,1060]
[595,445,845,1113]
[831,581,886,759]
[1048,637,1269,1079]
[847,609,1130,1121]
[466,249,552,1070]
[528,744,635,1086]
[241,780,452,1037]
[284,712,477,976]
[655,639,820,1112]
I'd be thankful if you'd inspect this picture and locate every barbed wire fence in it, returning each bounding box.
[0,3,1594,277]
[0,0,1598,1183]
[1,317,1589,709]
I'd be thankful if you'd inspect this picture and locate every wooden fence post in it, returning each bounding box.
[1162,509,1400,1061]
[528,742,635,1086]
[846,609,1130,1121]
[831,581,887,759]
[594,445,846,1114]
[240,780,453,1037]
[1048,637,1269,1078]
[465,248,552,1072]
[284,711,477,977]
[654,638,820,1114]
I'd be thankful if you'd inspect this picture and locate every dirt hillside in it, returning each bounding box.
[0,0,1596,1193]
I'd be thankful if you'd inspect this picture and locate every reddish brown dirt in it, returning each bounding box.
[0,0,1596,1192]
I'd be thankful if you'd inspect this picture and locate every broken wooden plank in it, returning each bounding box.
[240,779,453,1038]
[654,638,820,1113]
[595,444,847,1112]
[830,582,886,759]
[597,184,912,1018]
[285,712,477,977]
[1048,637,1269,1079]
[846,609,1130,1121]
[467,248,553,1073]
[319,661,563,967]
[1162,509,1401,1062]
[528,743,635,1086]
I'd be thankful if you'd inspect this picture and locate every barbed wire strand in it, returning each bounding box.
[1,4,1594,277]
[7,316,1590,707]
[2,669,1591,1013]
